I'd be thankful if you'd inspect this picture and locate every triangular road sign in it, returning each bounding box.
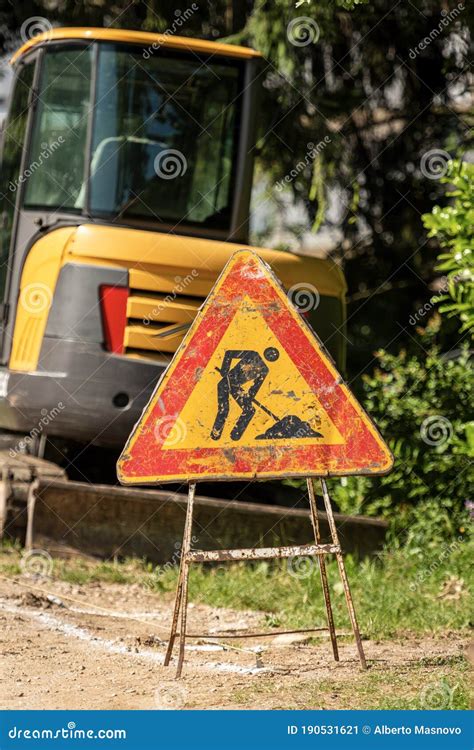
[118,250,393,484]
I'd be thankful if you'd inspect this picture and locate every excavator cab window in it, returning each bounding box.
[0,61,35,299]
[23,42,243,232]
[24,46,92,211]
[88,45,242,230]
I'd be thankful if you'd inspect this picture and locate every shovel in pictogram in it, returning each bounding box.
[214,363,322,441]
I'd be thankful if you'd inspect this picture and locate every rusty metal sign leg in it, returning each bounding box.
[163,482,196,673]
[320,478,367,669]
[175,482,196,678]
[163,559,184,667]
[176,557,191,679]
[164,479,366,676]
[25,478,39,551]
[307,478,339,662]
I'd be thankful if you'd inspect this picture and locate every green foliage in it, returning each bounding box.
[2,538,471,640]
[330,160,473,546]
[1,542,471,709]
[330,329,473,547]
[169,539,473,641]
[1,1,472,373]
[422,160,474,334]
[242,0,473,373]
[1,5,471,554]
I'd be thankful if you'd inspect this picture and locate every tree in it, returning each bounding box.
[1,0,472,378]
[423,159,474,335]
[241,0,472,376]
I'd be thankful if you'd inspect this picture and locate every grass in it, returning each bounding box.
[1,536,472,640]
[230,660,470,710]
[0,539,471,711]
[181,547,472,638]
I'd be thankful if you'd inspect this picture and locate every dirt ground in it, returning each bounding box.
[0,572,469,710]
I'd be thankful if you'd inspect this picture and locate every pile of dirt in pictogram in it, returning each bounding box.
[256,415,322,440]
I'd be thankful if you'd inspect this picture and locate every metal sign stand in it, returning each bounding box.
[164,478,367,678]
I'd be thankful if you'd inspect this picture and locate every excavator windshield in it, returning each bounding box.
[23,43,243,230]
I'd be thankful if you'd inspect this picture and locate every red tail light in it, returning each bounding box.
[99,285,129,354]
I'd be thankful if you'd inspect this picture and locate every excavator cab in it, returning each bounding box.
[0,29,347,456]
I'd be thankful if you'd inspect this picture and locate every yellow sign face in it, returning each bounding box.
[168,296,344,450]
[118,250,393,484]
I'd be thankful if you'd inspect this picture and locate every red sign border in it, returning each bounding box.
[118,251,393,484]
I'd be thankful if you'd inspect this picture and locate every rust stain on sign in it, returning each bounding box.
[117,250,393,484]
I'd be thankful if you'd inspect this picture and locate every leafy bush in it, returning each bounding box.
[330,325,472,548]
[422,160,474,334]
[329,161,473,548]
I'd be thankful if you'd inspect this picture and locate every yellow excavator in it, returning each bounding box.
[0,28,359,557]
